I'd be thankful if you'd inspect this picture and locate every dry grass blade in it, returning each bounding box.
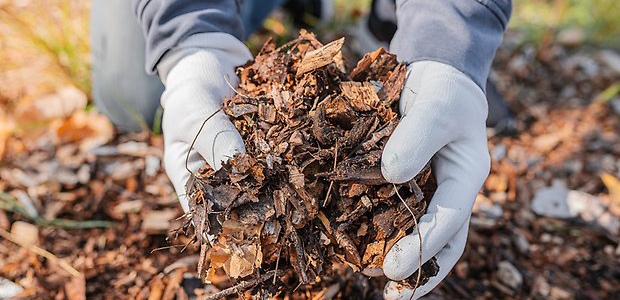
[393,183,423,299]
[185,106,224,174]
[323,142,338,206]
[0,227,81,278]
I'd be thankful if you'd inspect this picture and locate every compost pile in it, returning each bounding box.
[180,30,438,294]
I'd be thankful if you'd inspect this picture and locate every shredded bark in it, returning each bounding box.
[182,30,439,295]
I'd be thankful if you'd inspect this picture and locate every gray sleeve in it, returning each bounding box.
[132,0,244,74]
[390,0,512,91]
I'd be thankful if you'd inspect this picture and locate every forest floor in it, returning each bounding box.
[1,1,620,299]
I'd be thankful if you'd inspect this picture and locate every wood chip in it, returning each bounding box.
[296,38,345,75]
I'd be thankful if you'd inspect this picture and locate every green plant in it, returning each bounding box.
[0,0,91,94]
[510,0,620,47]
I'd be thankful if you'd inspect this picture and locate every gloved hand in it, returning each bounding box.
[381,61,491,299]
[157,33,253,211]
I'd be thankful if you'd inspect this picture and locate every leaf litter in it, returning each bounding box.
[1,27,620,300]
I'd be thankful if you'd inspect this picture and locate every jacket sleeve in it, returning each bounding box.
[132,0,244,74]
[390,0,512,91]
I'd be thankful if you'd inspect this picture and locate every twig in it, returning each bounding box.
[393,184,422,299]
[224,75,252,99]
[322,142,338,206]
[292,282,303,293]
[199,270,282,300]
[273,245,283,284]
[185,107,224,174]
[150,245,185,254]
[0,227,82,278]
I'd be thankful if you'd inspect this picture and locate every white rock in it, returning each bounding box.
[0,277,23,298]
[566,191,605,220]
[531,185,572,218]
[10,221,39,246]
[145,155,160,177]
[497,261,523,290]
[567,191,619,234]
[599,50,620,74]
[532,186,619,234]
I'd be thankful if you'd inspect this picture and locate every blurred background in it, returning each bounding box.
[0,0,619,299]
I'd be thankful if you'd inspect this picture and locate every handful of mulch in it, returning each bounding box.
[178,30,438,297]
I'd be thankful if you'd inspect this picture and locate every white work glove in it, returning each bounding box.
[157,33,252,211]
[381,61,491,299]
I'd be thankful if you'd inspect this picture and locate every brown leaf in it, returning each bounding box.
[52,110,114,151]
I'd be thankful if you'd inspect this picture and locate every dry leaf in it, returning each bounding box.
[51,110,114,151]
[601,173,620,206]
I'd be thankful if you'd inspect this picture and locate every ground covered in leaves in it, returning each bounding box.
[1,30,620,300]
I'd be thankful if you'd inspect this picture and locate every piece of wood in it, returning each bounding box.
[296,38,345,76]
[198,270,283,300]
[340,81,380,112]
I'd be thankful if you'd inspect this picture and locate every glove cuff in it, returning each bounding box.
[404,60,488,119]
[156,32,252,84]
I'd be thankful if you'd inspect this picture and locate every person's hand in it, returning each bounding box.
[381,61,491,299]
[157,33,252,211]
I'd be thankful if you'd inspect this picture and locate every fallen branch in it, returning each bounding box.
[199,270,283,300]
